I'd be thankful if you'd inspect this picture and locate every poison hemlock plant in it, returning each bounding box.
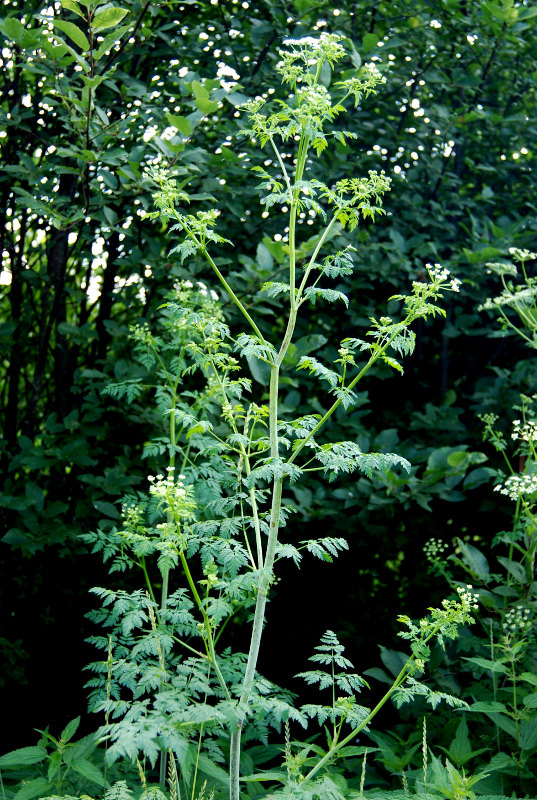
[398,251,537,799]
[1,33,472,800]
[87,33,470,800]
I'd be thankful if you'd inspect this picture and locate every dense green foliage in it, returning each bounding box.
[1,0,537,798]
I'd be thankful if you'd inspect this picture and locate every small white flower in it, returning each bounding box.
[509,247,537,262]
[494,473,537,501]
[283,36,319,47]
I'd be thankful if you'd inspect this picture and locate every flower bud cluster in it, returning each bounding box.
[503,604,532,635]
[297,85,333,120]
[130,323,153,347]
[122,502,144,530]
[494,474,537,501]
[511,418,537,442]
[423,538,448,561]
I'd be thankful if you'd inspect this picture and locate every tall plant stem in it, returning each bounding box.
[159,389,177,786]
[229,123,312,800]
[229,478,284,800]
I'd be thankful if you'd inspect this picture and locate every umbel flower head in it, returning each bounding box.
[148,467,197,521]
[494,473,537,501]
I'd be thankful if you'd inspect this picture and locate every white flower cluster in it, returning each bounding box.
[455,584,479,611]
[299,84,332,117]
[485,261,518,277]
[283,32,341,51]
[178,279,219,300]
[283,36,319,48]
[425,263,461,292]
[511,418,537,442]
[509,247,537,262]
[480,286,537,313]
[148,466,187,502]
[503,604,532,635]
[494,473,537,501]
[423,538,448,560]
[363,62,385,83]
[478,296,504,311]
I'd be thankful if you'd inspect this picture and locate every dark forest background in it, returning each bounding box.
[1,0,536,758]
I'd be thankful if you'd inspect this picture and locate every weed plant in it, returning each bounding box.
[1,28,487,800]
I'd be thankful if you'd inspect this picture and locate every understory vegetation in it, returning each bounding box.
[1,1,537,799]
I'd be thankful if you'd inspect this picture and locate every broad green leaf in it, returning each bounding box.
[247,354,271,386]
[294,334,328,359]
[454,538,490,579]
[0,494,31,511]
[519,718,537,750]
[518,6,537,19]
[362,32,378,52]
[241,771,287,783]
[93,23,130,60]
[447,450,468,467]
[521,672,537,687]
[463,466,495,490]
[256,241,273,271]
[103,205,118,225]
[25,482,44,512]
[47,750,62,782]
[469,701,508,713]
[13,778,52,800]
[191,79,209,99]
[469,703,516,738]
[197,753,229,785]
[1,17,26,41]
[226,91,249,107]
[92,7,128,32]
[71,757,107,786]
[165,113,192,136]
[379,646,408,678]
[53,19,90,50]
[61,716,80,743]
[463,656,508,674]
[522,693,537,708]
[93,500,121,519]
[81,74,107,89]
[61,0,84,17]
[0,746,47,768]
[497,556,527,584]
[194,96,219,114]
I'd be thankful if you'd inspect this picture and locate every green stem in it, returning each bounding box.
[296,214,339,303]
[203,248,266,342]
[302,618,447,785]
[140,558,156,605]
[289,328,404,465]
[159,384,178,787]
[178,550,231,701]
[303,660,411,784]
[229,478,284,800]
